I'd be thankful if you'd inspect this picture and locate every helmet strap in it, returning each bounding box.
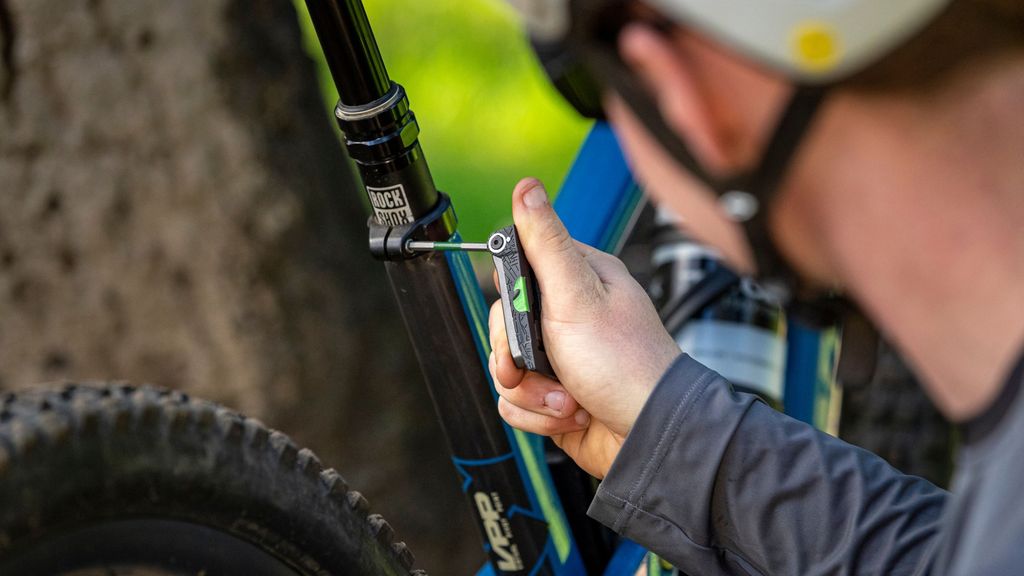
[737,85,828,300]
[584,44,829,303]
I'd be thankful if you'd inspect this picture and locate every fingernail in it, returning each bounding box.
[523,184,548,209]
[575,410,590,426]
[544,391,566,412]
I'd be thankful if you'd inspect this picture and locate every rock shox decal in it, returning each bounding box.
[367,184,415,226]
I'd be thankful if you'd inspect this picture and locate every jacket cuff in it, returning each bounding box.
[587,352,756,545]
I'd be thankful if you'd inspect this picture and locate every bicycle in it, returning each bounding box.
[0,1,947,574]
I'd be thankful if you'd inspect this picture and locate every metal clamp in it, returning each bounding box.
[368,192,457,260]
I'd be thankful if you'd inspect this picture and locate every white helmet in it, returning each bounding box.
[641,0,952,82]
[511,0,953,82]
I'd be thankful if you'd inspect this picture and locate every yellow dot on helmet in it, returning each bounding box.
[791,22,842,73]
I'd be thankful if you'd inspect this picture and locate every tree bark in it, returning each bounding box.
[0,0,480,572]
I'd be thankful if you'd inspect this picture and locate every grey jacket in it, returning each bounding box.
[588,353,1024,575]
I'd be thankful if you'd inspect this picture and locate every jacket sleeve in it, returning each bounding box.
[587,354,948,575]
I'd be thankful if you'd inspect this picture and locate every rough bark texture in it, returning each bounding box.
[0,0,480,572]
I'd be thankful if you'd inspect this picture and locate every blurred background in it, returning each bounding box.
[0,0,589,573]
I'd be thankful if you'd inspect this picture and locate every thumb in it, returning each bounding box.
[511,178,605,312]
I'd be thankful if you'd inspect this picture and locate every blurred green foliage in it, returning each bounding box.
[294,0,592,242]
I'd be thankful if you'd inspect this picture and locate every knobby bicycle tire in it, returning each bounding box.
[0,383,425,576]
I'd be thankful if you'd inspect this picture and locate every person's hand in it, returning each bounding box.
[488,178,681,478]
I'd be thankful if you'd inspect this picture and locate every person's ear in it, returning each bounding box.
[618,23,731,172]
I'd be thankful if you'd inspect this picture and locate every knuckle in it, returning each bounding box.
[609,256,630,275]
[560,281,606,319]
[539,416,565,436]
[574,283,606,312]
[534,219,573,254]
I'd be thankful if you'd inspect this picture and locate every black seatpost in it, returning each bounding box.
[304,0,390,106]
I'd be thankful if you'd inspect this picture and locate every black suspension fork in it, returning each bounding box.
[303,2,566,573]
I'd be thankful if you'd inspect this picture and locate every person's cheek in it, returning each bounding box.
[606,97,755,275]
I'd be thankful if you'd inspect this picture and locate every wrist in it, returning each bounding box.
[620,344,684,437]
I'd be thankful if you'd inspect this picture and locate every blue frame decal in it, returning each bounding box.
[446,242,586,576]
[453,452,517,492]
